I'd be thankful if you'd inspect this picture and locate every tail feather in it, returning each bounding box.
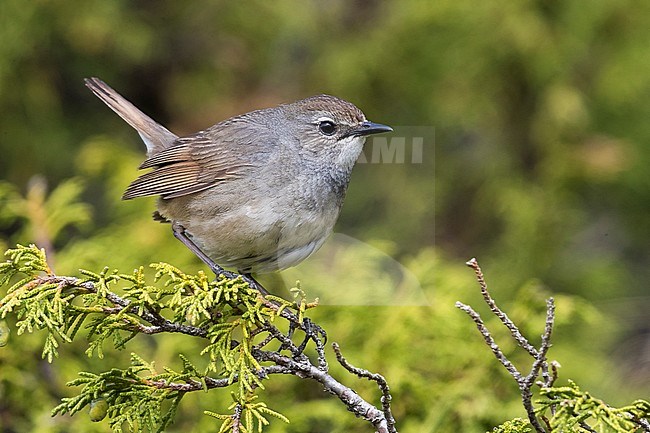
[84,77,178,155]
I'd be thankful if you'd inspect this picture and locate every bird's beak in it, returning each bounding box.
[349,121,393,137]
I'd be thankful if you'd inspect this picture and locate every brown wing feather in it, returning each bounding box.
[123,134,256,200]
[139,144,192,169]
[124,162,196,199]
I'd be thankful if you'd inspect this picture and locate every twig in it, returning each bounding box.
[254,348,392,433]
[37,276,208,337]
[524,298,554,391]
[578,421,597,433]
[144,365,293,392]
[466,258,538,357]
[333,342,397,433]
[458,259,557,433]
[454,302,522,380]
[232,403,242,433]
[259,296,327,349]
[636,417,650,432]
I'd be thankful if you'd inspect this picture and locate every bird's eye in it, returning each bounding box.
[318,120,337,136]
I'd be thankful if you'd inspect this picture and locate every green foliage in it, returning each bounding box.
[0,244,292,433]
[489,382,650,433]
[0,245,63,362]
[489,418,533,433]
[2,242,648,432]
[52,354,184,432]
[205,395,290,433]
[537,381,650,432]
[0,177,91,251]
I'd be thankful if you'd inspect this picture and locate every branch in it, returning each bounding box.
[524,298,554,390]
[465,258,539,357]
[37,275,208,337]
[454,302,523,381]
[637,417,650,432]
[457,258,555,433]
[255,349,392,433]
[1,244,397,432]
[144,365,293,392]
[231,403,243,433]
[333,342,397,433]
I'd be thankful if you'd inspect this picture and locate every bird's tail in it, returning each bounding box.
[84,77,178,155]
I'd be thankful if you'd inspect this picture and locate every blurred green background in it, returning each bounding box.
[0,1,648,432]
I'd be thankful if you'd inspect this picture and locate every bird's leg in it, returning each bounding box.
[242,273,270,296]
[171,222,325,346]
[171,223,273,296]
[172,222,228,275]
[170,223,273,295]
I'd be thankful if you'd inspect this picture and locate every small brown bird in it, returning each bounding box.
[85,77,391,278]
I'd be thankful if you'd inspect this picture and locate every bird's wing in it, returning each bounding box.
[122,126,263,200]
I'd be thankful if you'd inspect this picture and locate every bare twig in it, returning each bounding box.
[524,298,554,391]
[333,342,397,433]
[254,348,392,433]
[465,258,538,357]
[259,296,327,349]
[454,302,522,380]
[458,259,557,433]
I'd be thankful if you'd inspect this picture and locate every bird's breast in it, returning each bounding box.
[158,184,341,272]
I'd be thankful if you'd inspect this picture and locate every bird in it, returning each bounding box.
[85,77,392,282]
